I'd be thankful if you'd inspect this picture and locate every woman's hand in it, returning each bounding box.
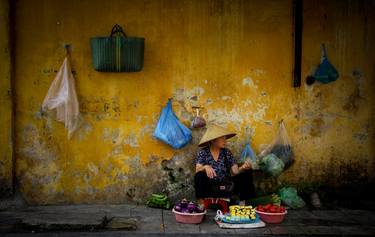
[240,160,252,171]
[204,165,217,179]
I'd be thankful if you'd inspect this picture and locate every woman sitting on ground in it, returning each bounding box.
[194,124,255,206]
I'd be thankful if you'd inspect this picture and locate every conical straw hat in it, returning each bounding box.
[198,124,236,147]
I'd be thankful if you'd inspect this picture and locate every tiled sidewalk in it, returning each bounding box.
[1,204,375,236]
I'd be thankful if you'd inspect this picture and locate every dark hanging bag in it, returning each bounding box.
[313,44,339,84]
[90,24,144,72]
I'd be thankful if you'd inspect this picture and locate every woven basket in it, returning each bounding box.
[90,24,144,72]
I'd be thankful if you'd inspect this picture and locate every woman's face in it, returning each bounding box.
[211,136,227,149]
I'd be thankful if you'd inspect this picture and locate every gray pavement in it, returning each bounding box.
[1,204,375,236]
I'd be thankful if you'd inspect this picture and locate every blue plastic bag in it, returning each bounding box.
[153,100,192,149]
[240,143,258,169]
[314,44,339,84]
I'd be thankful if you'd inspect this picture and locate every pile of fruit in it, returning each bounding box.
[230,205,257,220]
[256,204,286,213]
[174,198,205,213]
[217,205,258,224]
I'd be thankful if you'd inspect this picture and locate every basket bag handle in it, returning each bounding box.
[110,24,127,38]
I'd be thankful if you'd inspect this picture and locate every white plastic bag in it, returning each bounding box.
[259,120,294,168]
[42,57,80,139]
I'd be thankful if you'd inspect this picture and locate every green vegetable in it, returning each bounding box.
[259,153,285,177]
[247,194,281,206]
[146,193,171,209]
[151,194,167,199]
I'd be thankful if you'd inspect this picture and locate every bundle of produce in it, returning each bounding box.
[146,194,171,209]
[216,205,259,224]
[247,194,281,206]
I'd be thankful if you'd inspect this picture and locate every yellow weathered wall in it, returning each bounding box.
[292,0,375,189]
[9,0,375,204]
[0,0,13,197]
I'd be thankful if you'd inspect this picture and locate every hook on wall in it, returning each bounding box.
[64,43,72,55]
[62,43,76,75]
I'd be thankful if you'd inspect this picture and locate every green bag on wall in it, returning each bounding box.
[90,24,144,72]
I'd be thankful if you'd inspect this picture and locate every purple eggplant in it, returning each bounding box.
[181,208,189,213]
[174,203,182,212]
[187,202,196,213]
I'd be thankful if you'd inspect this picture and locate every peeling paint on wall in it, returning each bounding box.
[242,77,258,89]
[253,104,269,122]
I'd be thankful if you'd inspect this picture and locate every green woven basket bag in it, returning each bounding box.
[90,24,144,72]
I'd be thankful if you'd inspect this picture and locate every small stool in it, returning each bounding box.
[203,198,230,213]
